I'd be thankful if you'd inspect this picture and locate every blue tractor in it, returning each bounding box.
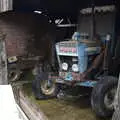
[33,5,120,118]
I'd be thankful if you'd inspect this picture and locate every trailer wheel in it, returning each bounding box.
[32,72,60,99]
[91,76,118,117]
[8,69,21,82]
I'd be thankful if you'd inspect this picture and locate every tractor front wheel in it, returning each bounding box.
[32,71,60,100]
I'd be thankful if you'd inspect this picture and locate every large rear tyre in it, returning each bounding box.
[91,76,118,117]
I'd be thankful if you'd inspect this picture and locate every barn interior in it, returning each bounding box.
[0,0,120,120]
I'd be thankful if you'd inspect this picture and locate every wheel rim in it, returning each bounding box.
[9,71,21,81]
[41,79,56,95]
[104,87,116,110]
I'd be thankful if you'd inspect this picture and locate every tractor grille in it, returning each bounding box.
[60,56,78,72]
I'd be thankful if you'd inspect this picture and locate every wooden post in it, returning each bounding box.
[0,32,8,85]
[91,0,96,41]
[112,74,120,120]
[0,0,13,13]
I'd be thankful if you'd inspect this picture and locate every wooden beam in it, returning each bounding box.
[0,32,8,85]
[19,91,48,120]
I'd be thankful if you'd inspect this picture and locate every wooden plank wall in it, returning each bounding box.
[0,0,13,13]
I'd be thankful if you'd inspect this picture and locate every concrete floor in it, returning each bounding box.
[23,83,110,120]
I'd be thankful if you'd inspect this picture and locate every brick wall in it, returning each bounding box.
[0,12,56,64]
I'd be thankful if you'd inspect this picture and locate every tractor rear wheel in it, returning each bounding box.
[91,76,118,117]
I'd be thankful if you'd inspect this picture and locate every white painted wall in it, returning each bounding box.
[0,85,29,120]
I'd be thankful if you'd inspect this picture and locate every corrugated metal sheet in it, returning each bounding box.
[0,0,13,13]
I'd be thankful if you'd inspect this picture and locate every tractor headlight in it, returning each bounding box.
[72,64,79,72]
[62,63,68,71]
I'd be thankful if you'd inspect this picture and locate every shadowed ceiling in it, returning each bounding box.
[13,0,116,17]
